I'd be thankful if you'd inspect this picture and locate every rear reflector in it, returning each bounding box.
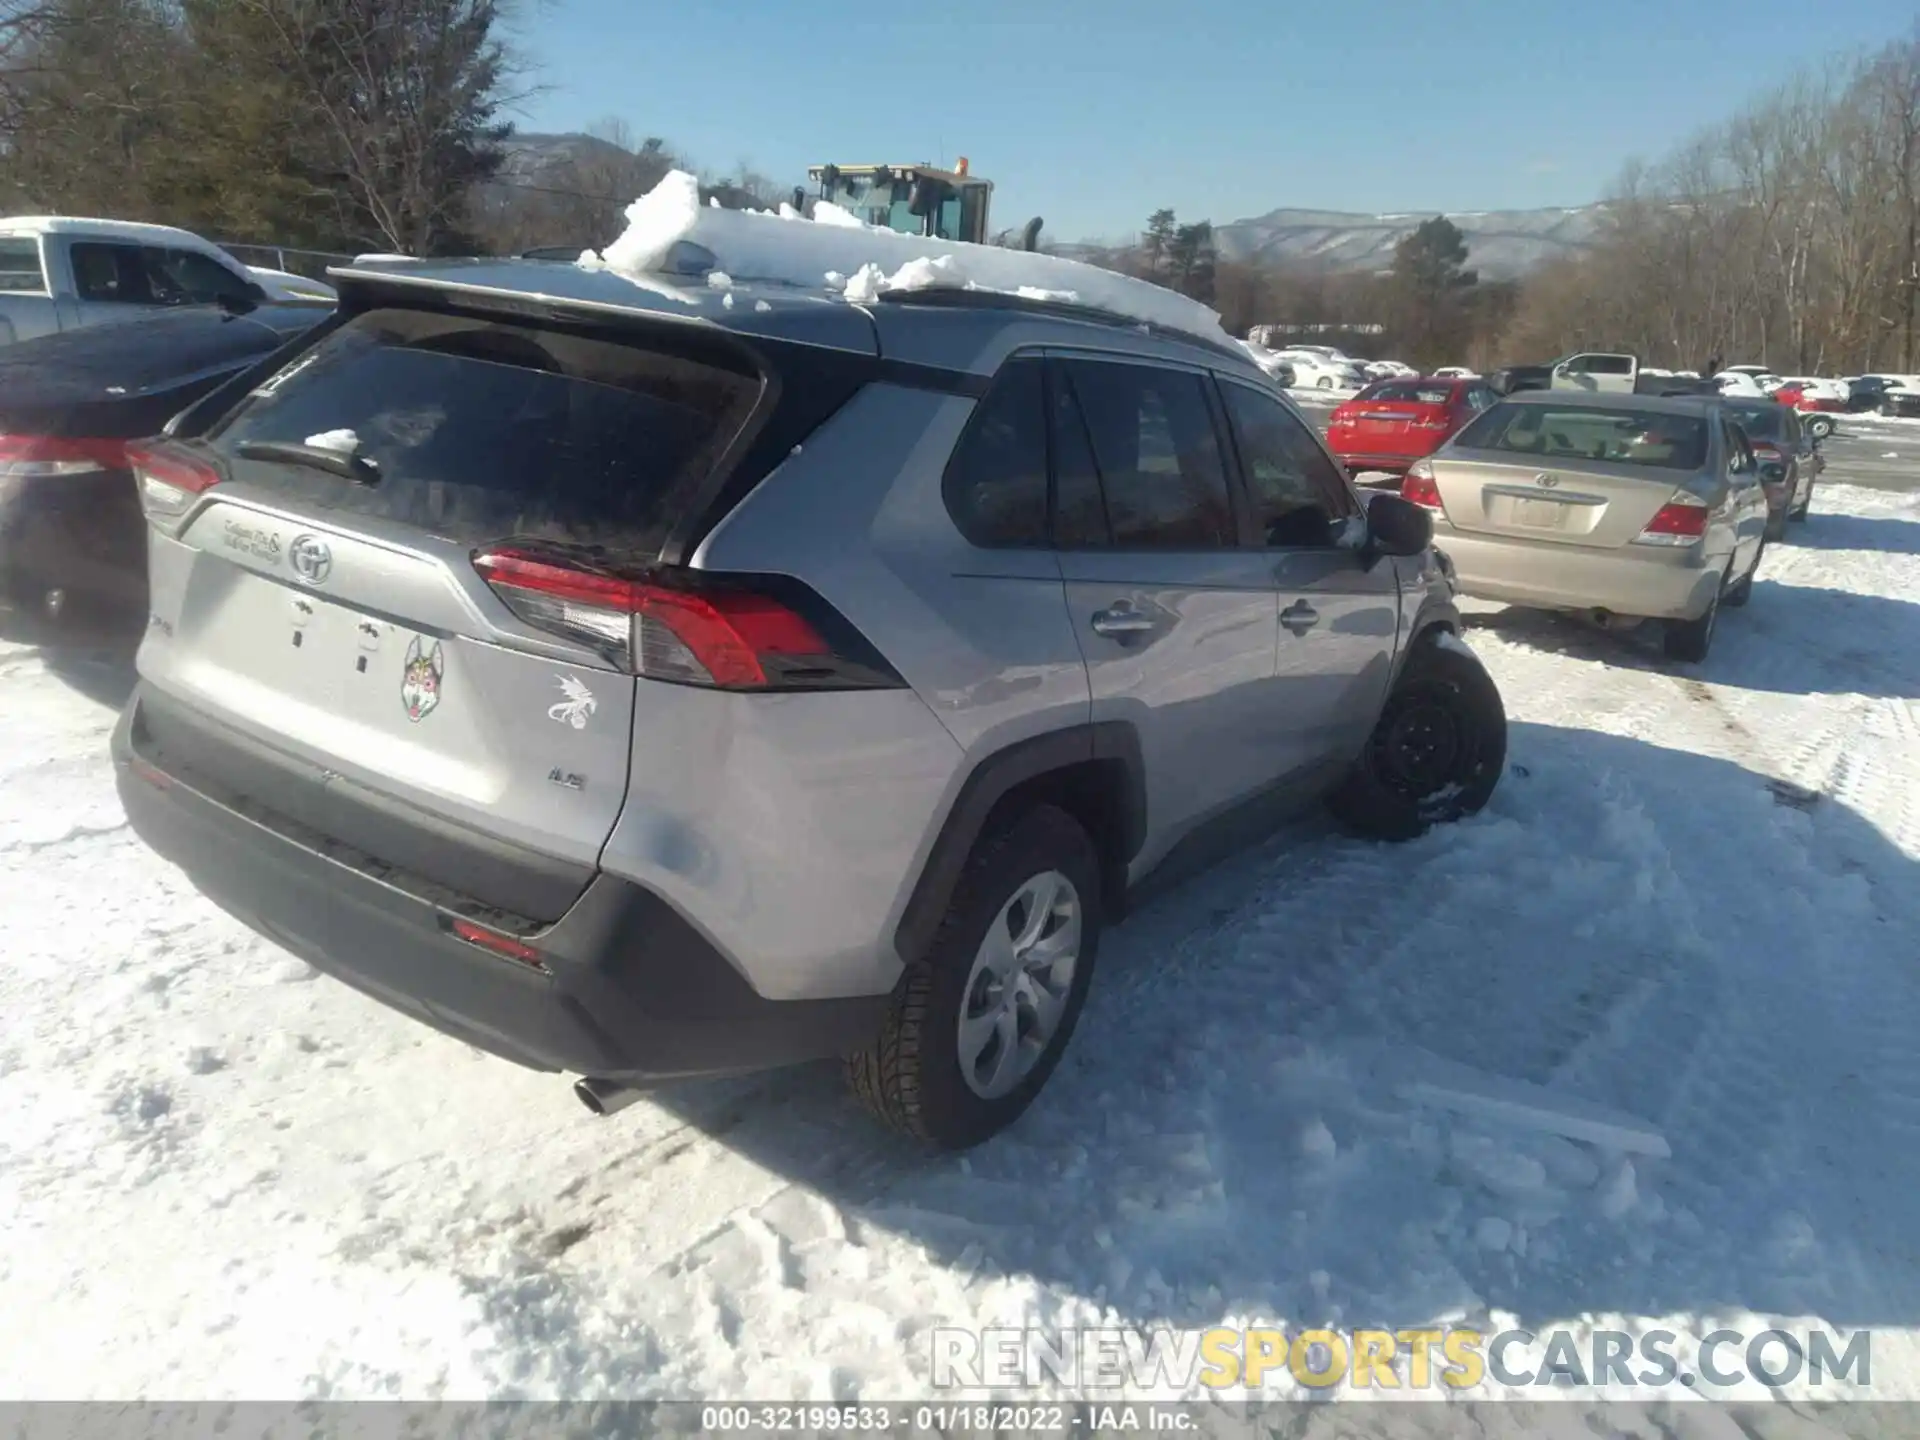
[448,918,547,971]
[472,545,901,691]
[1401,464,1444,510]
[127,441,222,523]
[0,434,129,477]
[1634,496,1710,546]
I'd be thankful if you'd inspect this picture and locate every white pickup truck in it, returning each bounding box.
[0,216,335,346]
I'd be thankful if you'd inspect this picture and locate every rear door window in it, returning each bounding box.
[205,308,762,555]
[1055,358,1235,549]
[942,357,1049,548]
[0,237,44,293]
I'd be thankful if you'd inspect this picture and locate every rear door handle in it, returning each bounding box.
[1280,600,1320,636]
[1090,604,1156,637]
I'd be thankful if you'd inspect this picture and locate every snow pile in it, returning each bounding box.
[581,169,1234,347]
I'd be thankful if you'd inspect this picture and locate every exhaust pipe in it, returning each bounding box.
[573,1076,642,1117]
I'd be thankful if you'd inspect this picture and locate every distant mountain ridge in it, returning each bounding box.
[1212,203,1609,279]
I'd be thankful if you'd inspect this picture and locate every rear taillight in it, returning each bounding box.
[1328,409,1354,428]
[1402,461,1444,510]
[1411,411,1454,431]
[472,545,902,691]
[0,434,128,477]
[1750,442,1783,464]
[1634,494,1710,546]
[127,441,222,524]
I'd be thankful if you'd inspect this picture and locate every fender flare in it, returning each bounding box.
[1394,594,1465,684]
[893,722,1145,966]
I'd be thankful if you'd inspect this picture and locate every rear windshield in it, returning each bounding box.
[1725,405,1785,441]
[1455,402,1709,470]
[1361,381,1454,404]
[206,308,761,553]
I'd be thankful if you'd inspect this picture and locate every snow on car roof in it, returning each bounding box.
[581,170,1236,350]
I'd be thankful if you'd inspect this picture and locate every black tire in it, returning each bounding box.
[1764,507,1787,543]
[1807,416,1835,440]
[1790,486,1812,522]
[1724,538,1761,607]
[846,805,1102,1150]
[1327,636,1507,843]
[1664,586,1720,663]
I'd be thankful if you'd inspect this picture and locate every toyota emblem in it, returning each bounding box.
[288,534,333,586]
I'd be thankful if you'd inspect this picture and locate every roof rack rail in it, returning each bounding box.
[870,286,1247,364]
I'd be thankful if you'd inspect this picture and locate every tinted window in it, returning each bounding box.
[0,237,44,293]
[147,248,256,306]
[70,242,152,304]
[1221,382,1354,547]
[1048,366,1112,547]
[1722,418,1754,473]
[1724,405,1785,442]
[1058,359,1233,549]
[943,358,1048,548]
[206,308,760,554]
[1455,403,1708,471]
[1569,354,1635,376]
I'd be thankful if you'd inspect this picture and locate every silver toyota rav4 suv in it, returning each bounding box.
[113,257,1507,1149]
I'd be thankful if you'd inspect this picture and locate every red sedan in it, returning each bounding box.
[1325,376,1502,481]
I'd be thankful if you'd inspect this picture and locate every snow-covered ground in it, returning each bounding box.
[4,484,1920,1418]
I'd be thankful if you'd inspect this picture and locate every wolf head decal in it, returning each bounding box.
[401,636,445,722]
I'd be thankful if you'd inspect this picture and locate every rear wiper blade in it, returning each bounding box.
[235,440,380,485]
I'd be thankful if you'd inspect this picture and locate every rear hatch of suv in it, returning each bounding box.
[127,282,880,926]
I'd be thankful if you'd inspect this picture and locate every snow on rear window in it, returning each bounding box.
[206,308,760,555]
[581,169,1236,350]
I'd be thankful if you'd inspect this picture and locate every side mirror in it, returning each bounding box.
[1365,490,1433,558]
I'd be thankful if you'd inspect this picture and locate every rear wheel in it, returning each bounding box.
[1806,415,1835,440]
[1764,506,1787,542]
[1317,376,1334,390]
[1664,586,1720,663]
[847,805,1101,1150]
[1790,485,1812,522]
[1327,636,1507,842]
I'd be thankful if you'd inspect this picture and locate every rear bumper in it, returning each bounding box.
[0,470,147,610]
[112,685,889,1084]
[1433,525,1722,620]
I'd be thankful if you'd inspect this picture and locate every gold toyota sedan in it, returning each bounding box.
[1397,391,1771,662]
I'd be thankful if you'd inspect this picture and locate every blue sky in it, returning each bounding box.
[513,0,1918,241]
